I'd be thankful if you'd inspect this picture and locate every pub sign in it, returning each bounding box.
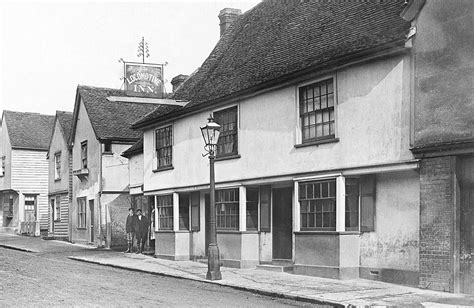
[124,62,164,97]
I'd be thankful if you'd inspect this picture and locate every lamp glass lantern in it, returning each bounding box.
[200,117,221,153]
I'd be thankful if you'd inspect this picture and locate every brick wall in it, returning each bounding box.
[419,156,456,292]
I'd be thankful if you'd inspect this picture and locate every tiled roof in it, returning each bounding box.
[133,0,410,127]
[121,137,143,158]
[3,110,55,150]
[77,85,165,141]
[56,111,73,142]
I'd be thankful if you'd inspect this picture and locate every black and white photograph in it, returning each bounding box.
[0,0,473,306]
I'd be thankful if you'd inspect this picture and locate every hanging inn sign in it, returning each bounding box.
[124,62,164,97]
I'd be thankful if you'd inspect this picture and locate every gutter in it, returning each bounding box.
[132,39,410,130]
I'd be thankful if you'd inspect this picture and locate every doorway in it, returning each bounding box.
[272,187,293,260]
[460,156,474,294]
[89,200,94,243]
[50,198,55,235]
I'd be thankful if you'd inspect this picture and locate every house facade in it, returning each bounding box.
[404,0,474,294]
[132,1,422,286]
[69,85,158,248]
[47,111,73,240]
[0,111,55,235]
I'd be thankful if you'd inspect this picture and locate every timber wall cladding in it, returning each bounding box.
[11,150,49,229]
[419,156,455,292]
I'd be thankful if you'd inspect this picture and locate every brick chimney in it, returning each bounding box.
[218,8,242,37]
[171,74,188,92]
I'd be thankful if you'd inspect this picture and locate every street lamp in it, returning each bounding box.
[200,116,222,281]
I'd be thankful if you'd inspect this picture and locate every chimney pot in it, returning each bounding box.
[218,8,242,37]
[171,74,189,92]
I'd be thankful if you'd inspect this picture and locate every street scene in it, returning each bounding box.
[1,0,474,307]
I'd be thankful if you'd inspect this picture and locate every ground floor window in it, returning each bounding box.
[77,197,86,228]
[216,188,239,230]
[157,195,173,230]
[345,178,359,231]
[299,180,336,231]
[179,194,189,230]
[299,176,375,232]
[246,188,258,231]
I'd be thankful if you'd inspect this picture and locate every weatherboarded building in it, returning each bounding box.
[0,110,55,235]
[69,85,158,248]
[47,111,73,240]
[132,0,421,286]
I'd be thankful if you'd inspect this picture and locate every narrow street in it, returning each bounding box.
[0,242,311,307]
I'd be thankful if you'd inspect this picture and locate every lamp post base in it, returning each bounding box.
[206,244,222,280]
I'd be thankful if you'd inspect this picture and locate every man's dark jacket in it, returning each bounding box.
[135,215,149,237]
[125,214,137,233]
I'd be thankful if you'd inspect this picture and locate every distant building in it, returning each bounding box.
[68,85,158,248]
[47,111,73,240]
[132,0,420,286]
[0,110,55,235]
[121,137,155,249]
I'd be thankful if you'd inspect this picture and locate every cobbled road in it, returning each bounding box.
[0,240,312,307]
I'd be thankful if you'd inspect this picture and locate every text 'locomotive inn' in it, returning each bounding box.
[1,0,474,295]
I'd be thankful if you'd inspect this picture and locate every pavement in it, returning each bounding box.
[2,232,474,307]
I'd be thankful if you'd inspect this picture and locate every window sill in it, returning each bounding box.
[152,165,174,173]
[294,231,360,235]
[216,230,241,234]
[102,152,113,156]
[76,228,87,230]
[215,154,241,162]
[295,138,339,148]
[54,178,61,182]
[155,229,176,233]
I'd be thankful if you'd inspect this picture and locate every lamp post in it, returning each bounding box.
[200,116,222,281]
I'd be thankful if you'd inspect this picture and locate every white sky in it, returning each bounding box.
[0,0,260,116]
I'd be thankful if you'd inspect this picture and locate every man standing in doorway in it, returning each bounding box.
[124,208,137,253]
[135,209,149,254]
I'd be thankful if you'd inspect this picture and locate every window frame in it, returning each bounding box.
[54,151,61,180]
[216,188,239,231]
[297,76,337,145]
[81,141,88,169]
[154,125,173,170]
[213,105,239,159]
[77,197,87,229]
[157,195,173,231]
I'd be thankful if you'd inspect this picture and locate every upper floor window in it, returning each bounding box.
[54,152,61,180]
[81,141,88,169]
[155,126,172,169]
[214,106,238,157]
[299,78,335,143]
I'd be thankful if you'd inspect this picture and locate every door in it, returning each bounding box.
[89,200,94,243]
[272,187,293,260]
[50,198,55,234]
[205,193,210,256]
